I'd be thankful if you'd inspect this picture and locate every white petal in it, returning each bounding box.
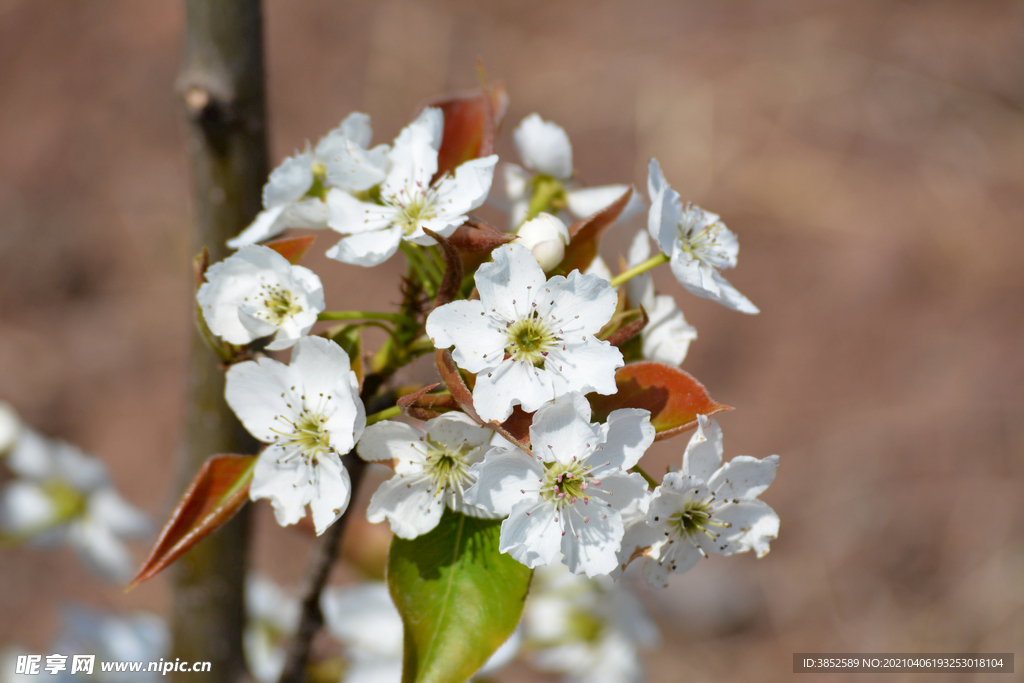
[87,488,151,538]
[383,113,440,196]
[641,295,697,366]
[447,154,499,213]
[264,152,313,208]
[0,402,19,454]
[250,452,309,527]
[344,659,403,683]
[357,421,426,465]
[544,338,623,400]
[308,455,352,535]
[288,336,365,453]
[50,440,109,491]
[326,189,394,236]
[499,499,562,568]
[227,205,290,248]
[473,358,554,422]
[584,255,613,283]
[646,158,683,256]
[365,475,444,539]
[669,251,759,314]
[424,300,506,374]
[6,428,54,479]
[559,505,623,577]
[325,140,390,192]
[224,357,296,443]
[424,412,494,451]
[711,499,779,557]
[514,114,573,179]
[528,393,600,465]
[540,270,618,336]
[321,582,403,658]
[596,409,655,471]
[503,163,531,203]
[518,213,569,249]
[681,415,723,482]
[66,517,135,582]
[707,454,779,501]
[566,184,646,223]
[475,243,547,321]
[0,481,56,532]
[643,542,701,587]
[340,111,374,150]
[326,224,404,267]
[465,447,543,517]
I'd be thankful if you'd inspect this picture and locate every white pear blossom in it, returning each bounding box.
[244,576,299,683]
[426,243,623,423]
[465,393,653,577]
[357,413,498,539]
[0,423,151,582]
[516,212,570,271]
[524,564,659,683]
[625,232,697,366]
[225,336,365,535]
[197,245,325,351]
[51,606,168,682]
[228,112,388,248]
[505,114,645,227]
[621,415,779,588]
[326,107,498,267]
[647,158,758,314]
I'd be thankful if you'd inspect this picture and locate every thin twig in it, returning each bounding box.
[277,452,366,683]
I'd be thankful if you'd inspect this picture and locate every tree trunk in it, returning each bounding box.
[172,1,269,681]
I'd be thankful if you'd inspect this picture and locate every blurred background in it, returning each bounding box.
[1,1,1022,681]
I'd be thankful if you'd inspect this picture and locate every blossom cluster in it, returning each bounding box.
[0,402,151,583]
[197,102,780,586]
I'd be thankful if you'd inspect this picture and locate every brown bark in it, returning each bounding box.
[172,1,269,681]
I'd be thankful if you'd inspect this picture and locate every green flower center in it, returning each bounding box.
[304,162,329,200]
[540,459,594,510]
[394,195,438,236]
[668,497,726,541]
[423,438,475,496]
[272,409,331,465]
[505,315,558,366]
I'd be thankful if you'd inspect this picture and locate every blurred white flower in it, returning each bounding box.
[524,564,659,683]
[647,158,758,314]
[326,108,497,267]
[625,415,779,588]
[466,393,653,577]
[0,424,150,583]
[225,336,365,535]
[357,413,498,540]
[228,112,387,248]
[426,243,622,422]
[244,576,299,683]
[50,606,168,682]
[197,245,325,351]
[0,401,19,455]
[504,114,646,227]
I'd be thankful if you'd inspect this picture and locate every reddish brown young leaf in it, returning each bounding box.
[264,234,316,264]
[604,306,649,347]
[447,218,515,253]
[555,187,634,275]
[426,83,508,181]
[397,383,461,421]
[128,454,255,590]
[500,406,533,445]
[423,228,463,308]
[434,349,528,448]
[589,362,732,441]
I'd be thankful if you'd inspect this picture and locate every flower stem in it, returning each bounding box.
[399,241,438,297]
[366,405,401,426]
[630,464,659,489]
[317,310,417,326]
[526,175,566,219]
[608,252,669,288]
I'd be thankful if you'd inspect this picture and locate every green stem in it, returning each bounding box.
[317,310,416,326]
[609,253,669,288]
[399,242,437,297]
[526,175,566,220]
[630,464,659,489]
[422,244,445,283]
[366,405,401,426]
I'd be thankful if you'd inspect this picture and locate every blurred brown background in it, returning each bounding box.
[1,1,1022,681]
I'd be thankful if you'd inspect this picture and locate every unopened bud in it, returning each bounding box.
[517,213,570,271]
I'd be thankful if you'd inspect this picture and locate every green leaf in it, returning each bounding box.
[388,510,532,683]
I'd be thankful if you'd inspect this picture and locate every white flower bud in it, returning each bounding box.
[516,213,570,271]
